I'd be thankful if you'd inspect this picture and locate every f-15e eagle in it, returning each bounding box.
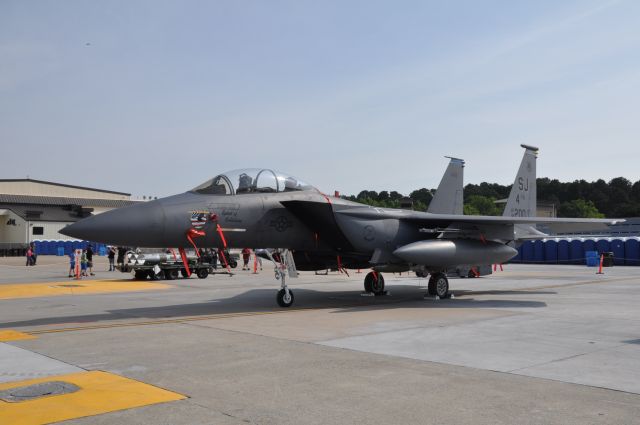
[61,148,619,307]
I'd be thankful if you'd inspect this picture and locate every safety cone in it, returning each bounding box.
[596,254,604,275]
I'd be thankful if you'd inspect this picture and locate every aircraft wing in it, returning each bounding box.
[335,206,622,231]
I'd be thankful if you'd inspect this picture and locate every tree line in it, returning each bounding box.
[345,177,640,218]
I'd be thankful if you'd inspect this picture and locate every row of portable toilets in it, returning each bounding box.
[510,237,640,266]
[32,240,110,257]
[32,237,640,266]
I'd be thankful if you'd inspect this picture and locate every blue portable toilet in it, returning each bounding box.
[558,240,570,264]
[625,238,640,266]
[533,240,545,263]
[63,240,74,255]
[521,241,535,263]
[583,239,596,254]
[569,240,584,264]
[596,239,610,255]
[611,239,625,265]
[511,244,523,263]
[544,240,558,264]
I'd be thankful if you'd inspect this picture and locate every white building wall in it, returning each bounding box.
[29,222,76,242]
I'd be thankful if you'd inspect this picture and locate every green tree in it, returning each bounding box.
[464,195,501,216]
[409,188,433,207]
[558,199,604,218]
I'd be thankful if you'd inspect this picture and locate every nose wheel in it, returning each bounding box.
[427,272,449,298]
[277,288,294,307]
[364,271,385,295]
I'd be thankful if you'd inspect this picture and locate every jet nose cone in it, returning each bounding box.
[58,201,166,246]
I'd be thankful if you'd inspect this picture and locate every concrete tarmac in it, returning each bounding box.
[1,257,639,424]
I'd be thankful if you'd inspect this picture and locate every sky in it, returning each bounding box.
[1,0,639,198]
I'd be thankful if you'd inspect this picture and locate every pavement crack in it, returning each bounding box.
[506,343,629,373]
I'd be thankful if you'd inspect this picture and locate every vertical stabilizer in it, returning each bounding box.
[503,144,538,217]
[428,157,464,215]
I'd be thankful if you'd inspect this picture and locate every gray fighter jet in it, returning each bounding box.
[61,155,619,307]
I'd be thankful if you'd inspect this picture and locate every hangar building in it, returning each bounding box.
[0,179,137,254]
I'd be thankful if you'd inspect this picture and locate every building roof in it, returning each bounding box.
[0,194,137,208]
[0,178,130,196]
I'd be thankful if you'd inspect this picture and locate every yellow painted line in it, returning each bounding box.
[0,330,35,342]
[0,371,186,425]
[0,280,169,300]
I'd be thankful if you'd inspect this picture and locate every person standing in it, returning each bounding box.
[25,246,33,266]
[241,248,251,270]
[30,242,37,265]
[108,246,116,271]
[68,252,76,277]
[86,245,95,276]
[80,249,88,277]
[117,246,125,270]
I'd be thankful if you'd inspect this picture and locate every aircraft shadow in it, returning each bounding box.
[0,286,547,329]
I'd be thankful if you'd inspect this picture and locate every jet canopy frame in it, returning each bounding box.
[191,168,317,196]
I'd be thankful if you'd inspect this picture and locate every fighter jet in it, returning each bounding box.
[61,152,620,307]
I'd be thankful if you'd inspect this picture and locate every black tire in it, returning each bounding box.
[181,268,190,278]
[276,288,294,307]
[429,273,449,298]
[147,270,157,280]
[196,268,209,279]
[467,269,477,278]
[134,270,147,280]
[229,260,238,269]
[165,269,179,280]
[364,272,385,295]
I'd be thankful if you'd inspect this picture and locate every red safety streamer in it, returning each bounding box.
[216,224,228,248]
[336,255,349,276]
[218,248,231,273]
[179,247,191,277]
[186,228,206,257]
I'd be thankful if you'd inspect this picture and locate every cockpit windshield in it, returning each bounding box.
[191,169,316,195]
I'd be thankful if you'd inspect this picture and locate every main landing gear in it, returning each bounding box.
[427,272,450,298]
[363,271,386,296]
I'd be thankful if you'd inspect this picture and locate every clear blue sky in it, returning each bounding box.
[1,0,639,198]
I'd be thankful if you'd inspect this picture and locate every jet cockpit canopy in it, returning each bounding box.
[191,168,317,195]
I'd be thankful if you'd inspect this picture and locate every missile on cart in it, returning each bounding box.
[127,251,197,266]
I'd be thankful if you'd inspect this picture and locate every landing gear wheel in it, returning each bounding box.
[277,288,294,308]
[364,272,385,295]
[147,270,157,280]
[181,268,190,279]
[196,268,209,279]
[134,270,147,280]
[428,273,449,298]
[467,269,477,278]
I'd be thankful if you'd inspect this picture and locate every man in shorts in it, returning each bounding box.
[86,245,95,276]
